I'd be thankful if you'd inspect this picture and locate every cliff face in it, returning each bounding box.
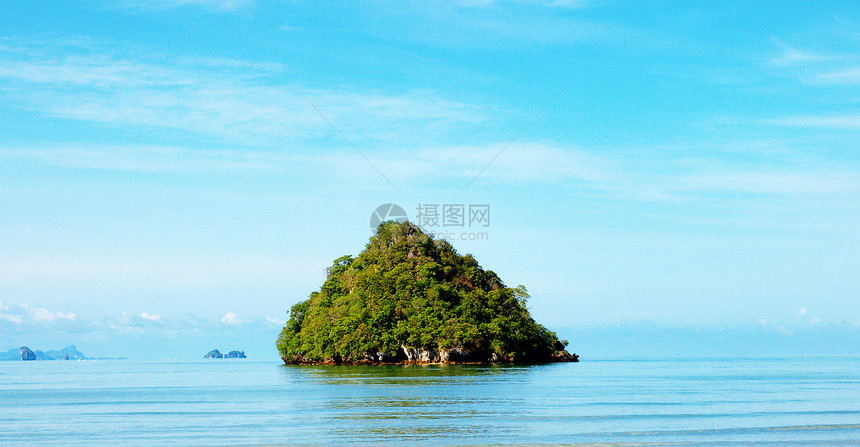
[277,221,578,365]
[19,346,36,361]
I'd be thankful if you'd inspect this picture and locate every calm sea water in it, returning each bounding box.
[1,357,858,446]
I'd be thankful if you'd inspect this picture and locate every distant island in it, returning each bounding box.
[277,221,578,365]
[1,345,87,361]
[204,349,246,359]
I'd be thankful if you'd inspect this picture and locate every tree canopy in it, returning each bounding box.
[277,221,574,364]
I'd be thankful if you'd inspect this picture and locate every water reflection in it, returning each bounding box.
[275,364,544,441]
[5,359,860,446]
[281,363,533,386]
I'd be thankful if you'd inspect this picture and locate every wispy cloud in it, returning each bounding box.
[767,35,860,84]
[0,303,285,358]
[399,5,626,48]
[28,306,77,322]
[816,67,860,84]
[0,302,267,336]
[0,39,487,146]
[309,141,860,201]
[770,46,826,68]
[140,312,162,322]
[0,301,77,325]
[341,143,616,186]
[0,254,328,288]
[5,139,859,205]
[675,170,860,196]
[117,0,254,12]
[0,300,22,324]
[1,145,283,173]
[764,115,860,129]
[221,312,243,324]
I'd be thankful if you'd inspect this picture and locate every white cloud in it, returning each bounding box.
[0,41,487,146]
[119,0,254,11]
[548,0,590,8]
[221,312,242,324]
[25,305,76,322]
[1,145,282,173]
[0,314,23,324]
[5,139,859,207]
[817,67,860,84]
[361,1,632,49]
[140,312,162,322]
[809,317,820,326]
[770,47,825,68]
[266,317,286,325]
[310,142,619,189]
[457,0,591,7]
[767,36,860,88]
[764,115,860,129]
[0,254,328,288]
[0,302,76,324]
[0,299,23,325]
[313,141,860,203]
[798,307,808,317]
[675,170,860,196]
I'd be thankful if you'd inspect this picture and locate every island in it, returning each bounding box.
[2,345,88,361]
[20,346,36,361]
[204,349,246,359]
[277,221,578,365]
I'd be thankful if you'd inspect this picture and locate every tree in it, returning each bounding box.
[277,221,574,364]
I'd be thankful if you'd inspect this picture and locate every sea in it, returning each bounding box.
[1,356,858,446]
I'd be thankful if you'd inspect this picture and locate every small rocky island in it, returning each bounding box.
[204,349,246,359]
[277,221,578,365]
[2,345,88,361]
[20,346,36,361]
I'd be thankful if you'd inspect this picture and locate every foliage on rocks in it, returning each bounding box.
[277,221,570,364]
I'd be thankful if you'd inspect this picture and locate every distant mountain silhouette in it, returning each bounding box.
[1,345,87,361]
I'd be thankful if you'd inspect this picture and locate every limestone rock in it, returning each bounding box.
[19,346,36,361]
[418,349,437,363]
[226,350,246,359]
[551,350,579,362]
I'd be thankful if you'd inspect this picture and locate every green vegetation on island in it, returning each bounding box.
[277,221,577,365]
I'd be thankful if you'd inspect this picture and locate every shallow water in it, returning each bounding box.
[1,356,858,446]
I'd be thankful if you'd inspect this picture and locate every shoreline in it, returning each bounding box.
[281,350,579,365]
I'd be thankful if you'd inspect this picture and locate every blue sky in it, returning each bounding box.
[1,1,858,358]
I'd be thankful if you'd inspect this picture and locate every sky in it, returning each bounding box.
[1,1,858,359]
